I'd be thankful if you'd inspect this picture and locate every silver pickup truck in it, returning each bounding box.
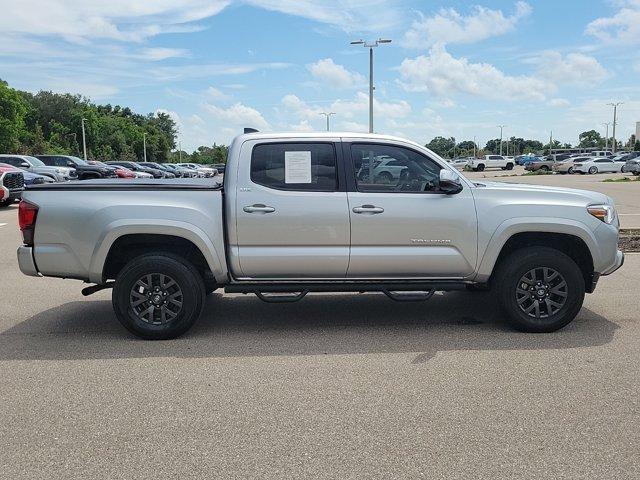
[17,132,624,339]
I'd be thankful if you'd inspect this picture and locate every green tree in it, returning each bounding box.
[426,136,456,157]
[578,130,603,148]
[0,80,29,152]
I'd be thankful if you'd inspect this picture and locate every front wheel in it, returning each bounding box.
[505,163,514,170]
[476,164,485,172]
[567,167,574,174]
[494,247,585,332]
[112,253,205,339]
[0,199,13,208]
[588,166,598,174]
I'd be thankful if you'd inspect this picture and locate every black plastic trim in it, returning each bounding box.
[225,281,466,294]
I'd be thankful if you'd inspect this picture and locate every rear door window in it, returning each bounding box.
[251,143,337,191]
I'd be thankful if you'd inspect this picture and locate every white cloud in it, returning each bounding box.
[282,92,411,123]
[399,44,552,101]
[403,1,532,48]
[307,58,365,89]
[141,47,190,61]
[206,86,231,101]
[0,0,230,42]
[586,1,640,45]
[549,98,570,107]
[526,51,609,86]
[205,102,269,130]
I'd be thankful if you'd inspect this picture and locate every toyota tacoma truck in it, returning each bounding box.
[17,132,624,339]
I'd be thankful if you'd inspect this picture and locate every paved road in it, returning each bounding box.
[463,167,640,228]
[1,204,639,479]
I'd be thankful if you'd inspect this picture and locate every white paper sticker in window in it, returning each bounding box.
[284,151,312,183]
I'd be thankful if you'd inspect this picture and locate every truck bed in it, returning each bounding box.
[27,178,223,191]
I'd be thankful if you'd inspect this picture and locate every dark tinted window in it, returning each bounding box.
[1,157,21,166]
[251,143,337,191]
[351,143,442,193]
[489,155,503,160]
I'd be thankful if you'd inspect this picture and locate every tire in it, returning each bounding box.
[376,171,393,183]
[477,164,485,172]
[506,163,514,170]
[588,166,598,174]
[540,165,549,172]
[494,246,585,333]
[0,199,13,208]
[567,167,574,174]
[112,253,205,339]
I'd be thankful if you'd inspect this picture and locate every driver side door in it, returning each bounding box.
[345,142,478,278]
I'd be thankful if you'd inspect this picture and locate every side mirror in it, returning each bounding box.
[67,161,75,167]
[21,162,31,168]
[439,169,463,194]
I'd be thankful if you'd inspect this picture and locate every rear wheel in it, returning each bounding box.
[0,199,13,208]
[540,165,549,172]
[112,253,205,339]
[476,164,485,172]
[506,163,514,170]
[495,247,585,332]
[588,166,598,174]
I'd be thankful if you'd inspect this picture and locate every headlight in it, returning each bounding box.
[587,204,616,224]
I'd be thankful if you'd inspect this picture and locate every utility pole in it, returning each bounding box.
[549,131,553,156]
[351,38,392,133]
[319,112,336,131]
[179,141,182,162]
[81,118,88,160]
[607,102,622,153]
[473,135,477,157]
[497,125,506,155]
[143,133,147,162]
[603,122,610,150]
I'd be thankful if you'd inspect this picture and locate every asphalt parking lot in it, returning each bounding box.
[1,187,639,478]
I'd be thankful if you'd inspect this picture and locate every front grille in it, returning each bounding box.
[3,172,24,191]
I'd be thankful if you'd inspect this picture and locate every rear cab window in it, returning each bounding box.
[250,143,337,191]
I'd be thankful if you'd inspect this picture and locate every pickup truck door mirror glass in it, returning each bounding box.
[439,169,463,194]
[351,143,442,193]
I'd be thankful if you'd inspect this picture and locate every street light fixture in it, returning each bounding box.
[497,125,506,156]
[319,112,336,131]
[607,102,623,153]
[81,118,88,160]
[350,38,392,133]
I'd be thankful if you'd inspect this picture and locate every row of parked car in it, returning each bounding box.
[0,154,225,207]
[448,151,640,175]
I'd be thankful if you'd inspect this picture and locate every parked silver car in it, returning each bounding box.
[0,154,76,181]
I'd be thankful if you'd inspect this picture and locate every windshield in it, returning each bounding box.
[70,156,88,165]
[26,156,45,166]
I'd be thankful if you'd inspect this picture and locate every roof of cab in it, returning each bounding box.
[231,131,424,148]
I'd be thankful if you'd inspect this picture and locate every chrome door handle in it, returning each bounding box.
[352,205,384,214]
[243,204,275,213]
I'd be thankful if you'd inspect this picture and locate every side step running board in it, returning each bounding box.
[255,291,308,303]
[382,289,435,302]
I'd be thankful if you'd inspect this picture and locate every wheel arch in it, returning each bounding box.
[476,220,597,291]
[89,222,226,284]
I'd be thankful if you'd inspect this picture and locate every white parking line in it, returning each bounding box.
[0,223,7,227]
[619,213,640,216]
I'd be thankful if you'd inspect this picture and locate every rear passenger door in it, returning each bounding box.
[232,140,350,279]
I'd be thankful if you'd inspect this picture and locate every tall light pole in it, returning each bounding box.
[607,102,622,153]
[81,118,88,160]
[473,135,477,157]
[497,125,506,155]
[603,122,610,150]
[319,112,336,131]
[179,141,182,162]
[143,133,147,162]
[351,38,392,133]
[549,131,553,156]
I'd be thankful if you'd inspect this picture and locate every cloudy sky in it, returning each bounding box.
[1,0,639,149]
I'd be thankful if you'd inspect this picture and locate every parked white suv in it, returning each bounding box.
[467,155,514,172]
[572,158,625,174]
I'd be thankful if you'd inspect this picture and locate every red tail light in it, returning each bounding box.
[18,200,38,246]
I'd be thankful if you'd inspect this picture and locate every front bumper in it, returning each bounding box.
[602,250,625,276]
[17,246,40,277]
